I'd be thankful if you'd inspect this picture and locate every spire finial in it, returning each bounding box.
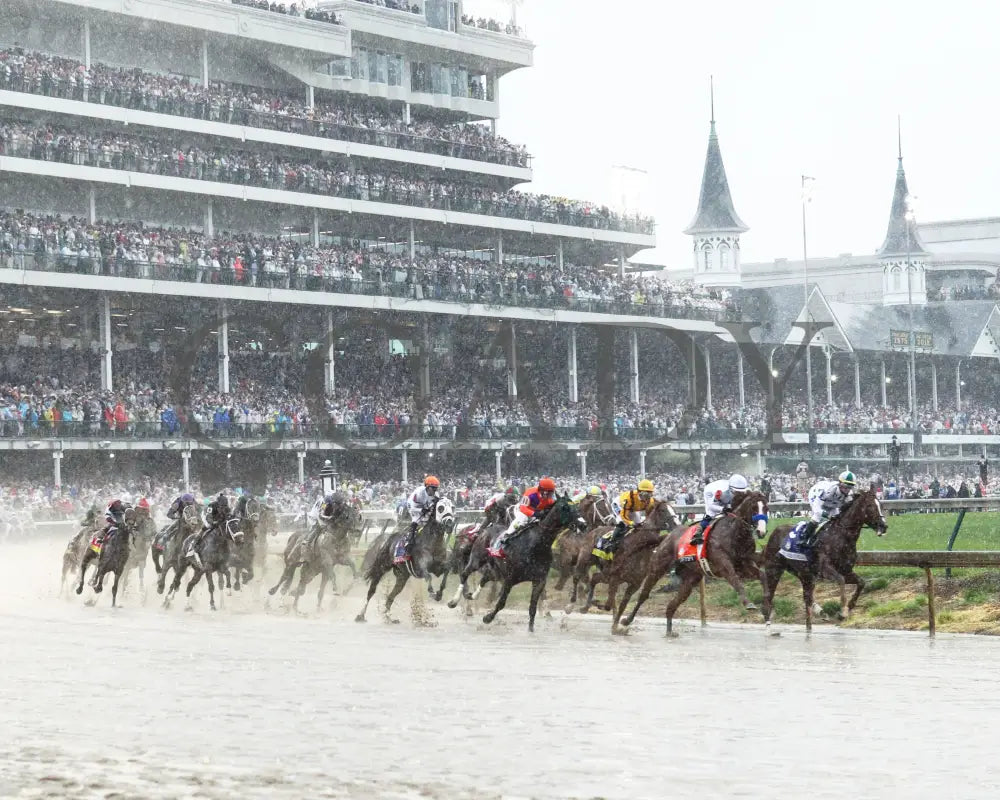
[897,114,902,162]
[710,75,715,124]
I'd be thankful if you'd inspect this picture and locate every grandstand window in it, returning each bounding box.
[432,64,448,94]
[891,266,902,292]
[387,55,403,86]
[719,243,732,271]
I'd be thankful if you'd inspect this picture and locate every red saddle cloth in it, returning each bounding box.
[458,523,480,543]
[676,523,711,563]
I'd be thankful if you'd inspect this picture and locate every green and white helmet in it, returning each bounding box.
[838,470,856,486]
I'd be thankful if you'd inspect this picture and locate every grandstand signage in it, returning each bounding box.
[890,330,933,351]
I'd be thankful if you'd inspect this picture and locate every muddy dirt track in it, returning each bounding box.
[2,534,998,799]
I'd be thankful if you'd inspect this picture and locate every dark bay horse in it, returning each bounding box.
[571,501,680,633]
[621,492,770,636]
[355,497,455,623]
[165,517,245,611]
[74,508,137,607]
[479,495,585,632]
[153,504,201,595]
[269,511,361,611]
[61,524,96,595]
[553,493,616,593]
[761,486,887,632]
[445,520,506,611]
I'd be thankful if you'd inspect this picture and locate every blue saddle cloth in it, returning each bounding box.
[779,521,812,562]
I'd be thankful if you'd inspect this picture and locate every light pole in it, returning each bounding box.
[801,175,816,431]
[905,194,918,428]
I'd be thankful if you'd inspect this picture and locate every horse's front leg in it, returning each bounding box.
[111,568,123,607]
[75,552,94,596]
[482,581,513,625]
[714,555,755,610]
[844,569,866,616]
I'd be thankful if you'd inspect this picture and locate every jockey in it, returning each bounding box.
[394,476,441,565]
[571,485,604,504]
[185,492,230,568]
[488,476,557,558]
[601,479,656,556]
[799,471,856,549]
[481,486,520,527]
[693,474,749,545]
[302,491,349,557]
[96,499,127,546]
[166,492,196,522]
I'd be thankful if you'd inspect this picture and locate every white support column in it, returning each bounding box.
[618,244,626,279]
[704,345,713,409]
[507,322,517,398]
[88,188,96,224]
[567,327,578,403]
[420,320,431,398]
[181,450,191,492]
[579,450,587,480]
[496,231,504,265]
[931,360,938,412]
[297,451,306,485]
[325,310,335,394]
[201,39,209,86]
[956,361,962,411]
[401,450,408,483]
[204,200,214,238]
[699,448,707,479]
[100,294,112,391]
[880,360,887,408]
[53,451,63,490]
[404,102,411,125]
[906,359,914,415]
[311,210,320,248]
[639,450,647,480]
[217,302,230,394]
[495,450,502,482]
[756,449,764,476]
[408,220,416,261]
[737,352,745,408]
[82,20,91,69]
[306,84,315,111]
[629,329,640,403]
[825,348,833,405]
[854,358,862,409]
[557,240,564,271]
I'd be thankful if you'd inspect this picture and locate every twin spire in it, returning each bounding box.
[877,117,928,257]
[684,76,748,236]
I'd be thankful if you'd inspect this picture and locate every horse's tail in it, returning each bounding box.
[362,531,392,582]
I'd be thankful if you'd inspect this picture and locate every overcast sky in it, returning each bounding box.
[488,0,999,269]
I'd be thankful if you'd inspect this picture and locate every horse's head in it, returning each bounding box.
[846,486,888,537]
[648,500,681,531]
[433,498,455,532]
[225,518,245,544]
[582,493,615,527]
[244,497,261,523]
[543,495,583,533]
[733,491,770,539]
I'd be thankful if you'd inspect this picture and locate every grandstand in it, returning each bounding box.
[0,0,999,494]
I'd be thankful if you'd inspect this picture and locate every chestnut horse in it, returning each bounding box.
[621,492,770,635]
[760,486,887,632]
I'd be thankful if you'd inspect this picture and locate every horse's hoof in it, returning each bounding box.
[563,605,574,615]
[210,603,217,611]
[387,617,400,625]
[75,586,83,596]
[601,603,612,612]
[483,613,495,625]
[433,591,443,602]
[665,630,679,638]
[612,625,627,636]
[354,614,366,623]
[447,600,458,609]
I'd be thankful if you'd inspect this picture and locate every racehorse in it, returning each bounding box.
[355,497,455,623]
[251,503,279,582]
[165,517,245,611]
[445,520,506,611]
[61,524,96,595]
[269,506,362,611]
[571,501,680,633]
[121,511,156,596]
[760,486,887,632]
[154,504,202,595]
[74,508,137,607]
[621,492,770,636]
[553,493,616,594]
[477,495,584,632]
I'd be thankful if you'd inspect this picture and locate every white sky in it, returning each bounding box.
[492,0,1000,269]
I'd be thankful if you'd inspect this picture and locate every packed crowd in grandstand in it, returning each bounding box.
[0,47,528,166]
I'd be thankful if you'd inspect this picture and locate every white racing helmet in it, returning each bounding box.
[728,474,749,491]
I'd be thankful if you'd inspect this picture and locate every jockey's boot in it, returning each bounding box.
[607,522,628,552]
[798,520,819,550]
[186,531,205,570]
[690,516,711,547]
